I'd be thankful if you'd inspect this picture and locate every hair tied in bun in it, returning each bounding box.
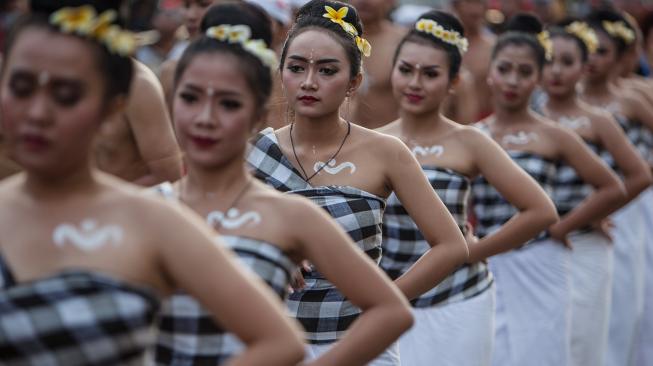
[415,18,468,54]
[323,5,371,57]
[49,5,137,56]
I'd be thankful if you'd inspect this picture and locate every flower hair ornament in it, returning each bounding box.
[537,30,553,61]
[415,18,469,54]
[323,6,372,57]
[564,21,598,54]
[602,20,635,44]
[49,5,137,57]
[205,25,278,69]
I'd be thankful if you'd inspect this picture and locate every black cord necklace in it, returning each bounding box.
[290,120,351,183]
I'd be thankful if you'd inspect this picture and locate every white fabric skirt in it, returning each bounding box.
[605,198,647,366]
[568,231,613,366]
[490,239,572,366]
[398,285,495,366]
[634,188,653,366]
[306,341,401,366]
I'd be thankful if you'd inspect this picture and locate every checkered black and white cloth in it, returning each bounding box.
[154,236,295,365]
[247,128,387,344]
[553,141,601,218]
[473,150,557,241]
[0,256,160,366]
[381,166,493,307]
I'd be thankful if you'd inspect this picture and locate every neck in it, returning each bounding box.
[582,77,611,97]
[24,161,98,200]
[363,19,384,35]
[399,106,444,136]
[293,109,346,145]
[493,103,533,125]
[546,90,581,112]
[183,152,250,199]
[465,24,482,38]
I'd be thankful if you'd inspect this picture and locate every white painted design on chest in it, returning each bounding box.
[501,131,539,145]
[412,145,445,157]
[559,116,590,130]
[313,159,357,175]
[53,219,123,251]
[207,209,262,230]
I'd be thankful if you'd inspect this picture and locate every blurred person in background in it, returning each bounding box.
[136,2,185,75]
[349,0,408,129]
[451,0,496,119]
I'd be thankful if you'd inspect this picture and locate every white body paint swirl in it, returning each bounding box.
[502,131,539,145]
[207,208,262,230]
[412,145,445,157]
[559,116,590,130]
[313,159,357,175]
[53,219,123,252]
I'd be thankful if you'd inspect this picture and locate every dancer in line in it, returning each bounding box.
[539,20,652,366]
[0,2,305,365]
[378,10,558,366]
[248,1,469,364]
[472,13,626,366]
[153,3,412,365]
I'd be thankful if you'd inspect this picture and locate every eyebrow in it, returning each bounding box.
[288,55,340,64]
[399,60,440,70]
[11,69,84,86]
[182,83,241,96]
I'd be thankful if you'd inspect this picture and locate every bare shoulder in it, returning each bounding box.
[535,115,578,142]
[579,103,618,129]
[130,60,165,98]
[452,123,493,147]
[374,119,401,137]
[0,173,27,205]
[352,123,407,154]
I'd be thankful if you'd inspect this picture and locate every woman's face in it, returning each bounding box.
[586,31,617,82]
[391,41,452,116]
[488,44,540,111]
[182,0,215,39]
[0,28,111,176]
[281,29,357,120]
[173,52,260,168]
[542,36,585,98]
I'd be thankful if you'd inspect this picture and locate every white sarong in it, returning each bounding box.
[490,239,571,366]
[306,341,401,366]
[398,285,495,366]
[634,188,653,366]
[605,198,646,366]
[568,231,613,366]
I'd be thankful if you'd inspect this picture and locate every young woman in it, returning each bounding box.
[377,10,558,366]
[247,0,469,364]
[579,10,653,366]
[153,3,412,365]
[472,13,626,366]
[539,20,652,366]
[0,2,305,365]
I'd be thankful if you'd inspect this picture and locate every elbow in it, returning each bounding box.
[282,329,306,365]
[392,302,415,334]
[539,200,560,229]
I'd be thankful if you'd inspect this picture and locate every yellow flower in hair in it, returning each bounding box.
[50,5,97,35]
[565,21,598,54]
[103,25,136,56]
[414,18,469,54]
[602,20,635,44]
[323,6,348,26]
[243,39,278,68]
[206,25,228,41]
[356,36,372,57]
[538,31,553,61]
[90,10,118,39]
[227,25,252,43]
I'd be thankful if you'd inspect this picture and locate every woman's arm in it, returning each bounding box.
[155,202,305,366]
[548,126,627,242]
[465,129,558,262]
[592,109,652,200]
[290,197,413,366]
[382,136,469,301]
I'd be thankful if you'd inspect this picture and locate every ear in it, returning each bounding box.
[347,73,364,97]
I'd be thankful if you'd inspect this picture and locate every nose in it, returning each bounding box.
[550,61,562,75]
[26,92,52,127]
[300,67,318,91]
[193,100,217,129]
[505,70,519,86]
[408,71,421,89]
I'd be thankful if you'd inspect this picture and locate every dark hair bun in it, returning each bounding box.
[201,1,273,46]
[30,0,123,17]
[506,13,543,35]
[296,0,364,36]
[586,8,628,25]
